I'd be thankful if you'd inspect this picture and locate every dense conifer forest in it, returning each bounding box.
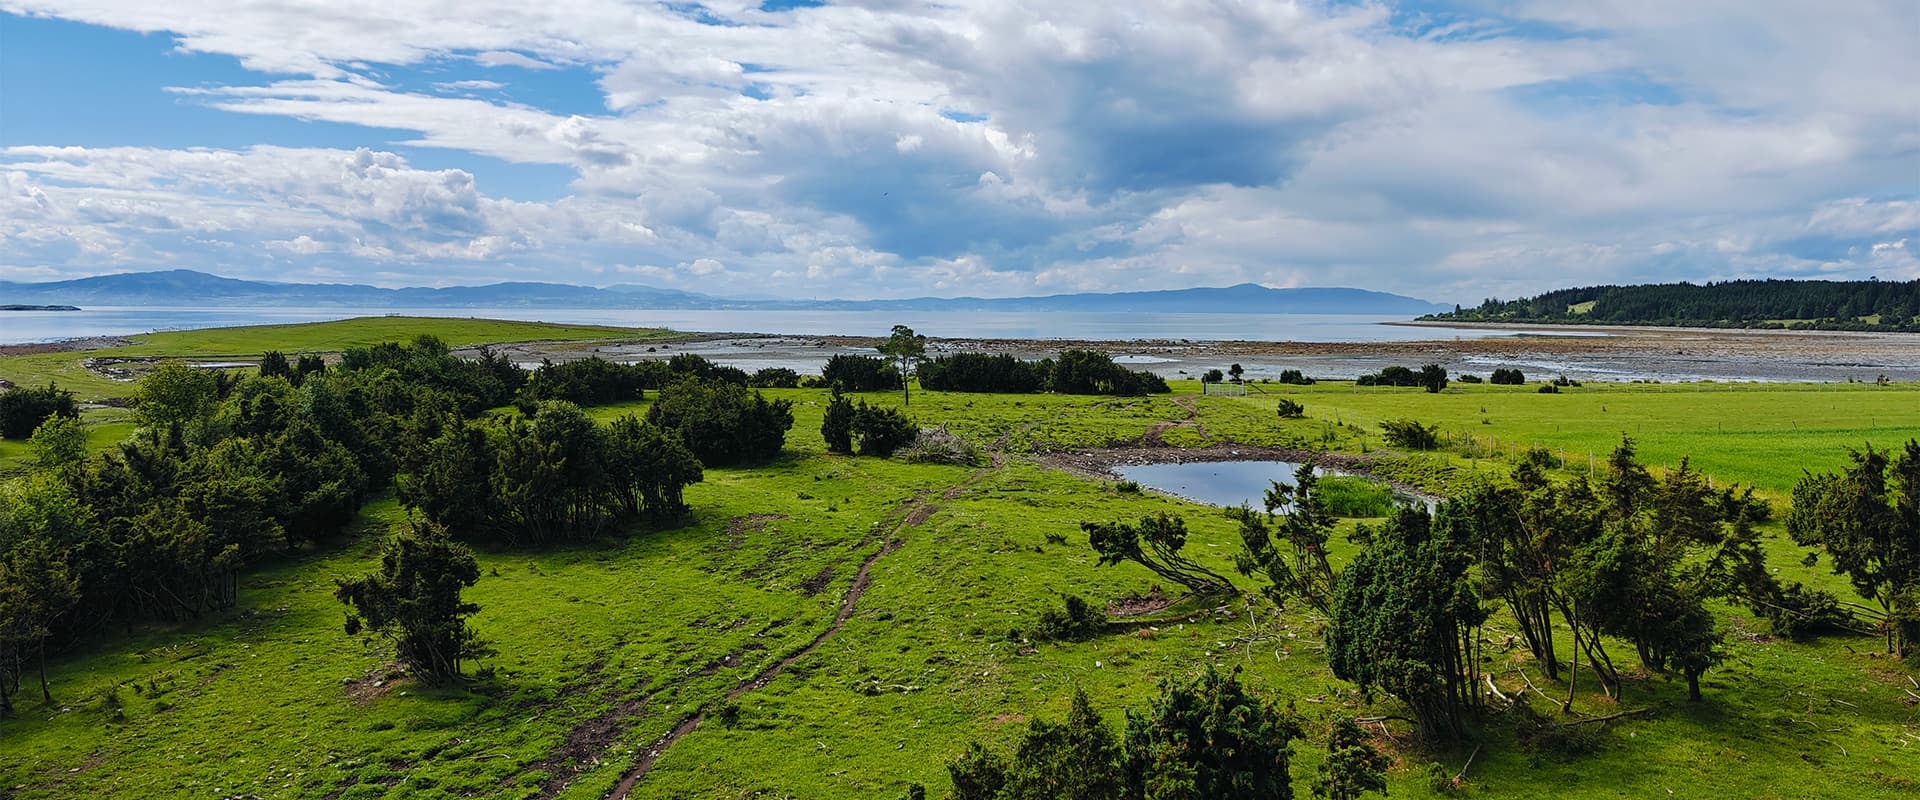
[1425,278,1920,331]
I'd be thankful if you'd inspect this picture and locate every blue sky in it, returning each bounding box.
[0,1,1914,301]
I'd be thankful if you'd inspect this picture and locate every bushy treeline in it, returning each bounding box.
[854,349,1169,396]
[917,353,1043,393]
[0,336,794,713]
[1355,363,1447,392]
[399,401,705,545]
[1427,278,1920,331]
[822,354,901,391]
[518,353,795,407]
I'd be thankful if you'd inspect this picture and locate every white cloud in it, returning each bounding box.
[0,0,1913,300]
[434,79,505,92]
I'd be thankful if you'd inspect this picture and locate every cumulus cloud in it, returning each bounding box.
[0,0,1913,300]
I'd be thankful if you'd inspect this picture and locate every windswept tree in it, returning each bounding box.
[1233,465,1339,613]
[335,522,490,681]
[879,324,928,406]
[1085,512,1236,596]
[1788,439,1920,660]
[1328,506,1485,740]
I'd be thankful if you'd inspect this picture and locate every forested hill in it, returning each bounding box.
[1423,278,1920,332]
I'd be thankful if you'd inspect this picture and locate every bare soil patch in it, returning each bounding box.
[1107,589,1175,617]
[798,566,835,597]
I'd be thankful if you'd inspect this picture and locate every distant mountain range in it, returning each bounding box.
[0,269,1451,315]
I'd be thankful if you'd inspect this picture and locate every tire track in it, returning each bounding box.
[602,471,983,799]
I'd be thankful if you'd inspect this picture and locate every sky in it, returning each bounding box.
[0,1,1914,303]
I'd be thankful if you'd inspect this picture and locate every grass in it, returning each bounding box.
[1313,474,1398,517]
[1,321,1917,799]
[1229,381,1920,497]
[111,317,672,357]
[0,408,137,475]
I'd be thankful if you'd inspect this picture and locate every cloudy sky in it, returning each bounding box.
[0,1,1914,303]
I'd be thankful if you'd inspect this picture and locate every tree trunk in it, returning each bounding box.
[1686,671,1702,702]
[38,639,52,703]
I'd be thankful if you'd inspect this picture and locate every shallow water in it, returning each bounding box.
[1113,460,1313,509]
[1114,459,1431,512]
[0,306,1506,346]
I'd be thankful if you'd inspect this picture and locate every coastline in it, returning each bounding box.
[1386,318,1920,340]
[10,315,1920,385]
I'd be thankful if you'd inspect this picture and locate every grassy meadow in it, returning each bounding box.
[1,318,1917,799]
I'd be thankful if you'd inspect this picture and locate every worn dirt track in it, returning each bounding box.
[600,463,995,799]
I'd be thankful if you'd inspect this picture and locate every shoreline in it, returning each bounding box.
[12,316,1920,386]
[1386,318,1920,340]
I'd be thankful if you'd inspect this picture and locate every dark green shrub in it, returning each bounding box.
[822,354,899,391]
[0,382,79,439]
[917,353,1045,393]
[1052,350,1168,395]
[851,402,917,457]
[821,392,855,454]
[1378,418,1440,450]
[1490,367,1526,385]
[646,377,794,466]
[749,367,801,388]
[1276,398,1306,418]
[1034,594,1105,641]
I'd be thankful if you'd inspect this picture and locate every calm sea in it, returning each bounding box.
[0,306,1509,346]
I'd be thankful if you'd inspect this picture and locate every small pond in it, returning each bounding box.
[1113,460,1430,512]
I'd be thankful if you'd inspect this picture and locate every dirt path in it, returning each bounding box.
[601,466,991,799]
[1140,395,1210,446]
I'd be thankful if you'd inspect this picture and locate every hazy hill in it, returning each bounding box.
[0,270,1450,315]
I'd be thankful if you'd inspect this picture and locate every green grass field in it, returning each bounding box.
[1,322,1916,799]
[1218,381,1920,497]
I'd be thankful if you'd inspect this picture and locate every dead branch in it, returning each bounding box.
[1513,666,1566,710]
[1554,707,1654,728]
[1453,744,1482,783]
[1484,674,1512,705]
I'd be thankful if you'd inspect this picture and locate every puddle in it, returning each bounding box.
[1113,460,1430,512]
